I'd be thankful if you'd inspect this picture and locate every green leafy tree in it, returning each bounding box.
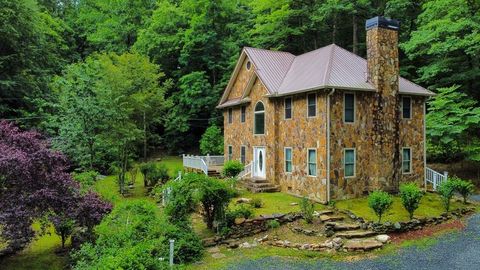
[368,191,393,223]
[426,86,480,162]
[200,125,224,155]
[399,183,424,220]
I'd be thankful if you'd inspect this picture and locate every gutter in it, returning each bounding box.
[326,88,335,202]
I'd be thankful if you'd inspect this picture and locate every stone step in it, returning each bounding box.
[320,215,344,222]
[314,210,334,216]
[249,185,280,193]
[325,222,360,231]
[248,178,270,183]
[335,230,377,239]
[248,182,276,188]
[343,239,383,251]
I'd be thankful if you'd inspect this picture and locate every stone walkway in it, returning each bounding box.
[229,195,480,270]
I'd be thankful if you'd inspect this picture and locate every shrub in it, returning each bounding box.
[196,176,236,230]
[71,200,203,269]
[450,176,475,204]
[163,174,199,225]
[140,162,170,187]
[72,170,99,192]
[233,204,254,219]
[399,183,424,220]
[368,191,393,223]
[249,198,263,208]
[437,181,456,212]
[267,220,280,229]
[300,197,315,224]
[222,160,244,178]
[200,125,224,155]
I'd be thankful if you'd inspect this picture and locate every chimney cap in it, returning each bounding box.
[366,16,399,31]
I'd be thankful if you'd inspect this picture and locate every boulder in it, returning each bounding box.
[335,230,377,239]
[236,198,252,204]
[320,215,344,222]
[375,234,390,243]
[344,239,383,251]
[239,242,252,248]
[234,217,246,225]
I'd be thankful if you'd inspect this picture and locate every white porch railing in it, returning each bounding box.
[162,171,182,206]
[182,154,224,175]
[425,167,448,191]
[237,162,252,179]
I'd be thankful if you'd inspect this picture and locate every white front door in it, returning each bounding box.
[253,147,266,178]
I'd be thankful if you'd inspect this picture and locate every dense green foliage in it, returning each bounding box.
[437,181,456,212]
[222,160,244,177]
[300,197,315,224]
[72,170,99,193]
[368,191,393,223]
[399,183,424,220]
[2,0,479,164]
[200,125,224,155]
[249,198,263,208]
[450,176,475,204]
[140,162,170,187]
[71,200,203,269]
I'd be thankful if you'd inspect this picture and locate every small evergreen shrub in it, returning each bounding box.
[249,198,263,208]
[267,220,280,229]
[300,197,315,224]
[437,181,456,212]
[450,176,475,204]
[399,183,424,220]
[222,160,244,178]
[368,191,393,223]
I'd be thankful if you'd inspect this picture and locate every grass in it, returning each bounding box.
[230,191,326,217]
[336,192,465,222]
[1,223,69,270]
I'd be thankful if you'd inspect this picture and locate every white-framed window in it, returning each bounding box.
[402,96,412,119]
[307,148,317,176]
[228,108,233,124]
[240,145,246,164]
[228,145,233,161]
[284,97,292,119]
[344,148,356,178]
[241,106,246,123]
[254,102,265,135]
[402,148,412,174]
[307,93,316,117]
[344,93,355,123]
[284,147,293,173]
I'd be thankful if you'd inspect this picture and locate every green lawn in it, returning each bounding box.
[336,192,465,222]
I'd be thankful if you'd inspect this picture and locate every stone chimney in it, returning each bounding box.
[365,16,401,192]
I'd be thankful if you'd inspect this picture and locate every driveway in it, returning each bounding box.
[231,195,480,270]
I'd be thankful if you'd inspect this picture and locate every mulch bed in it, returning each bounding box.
[389,219,466,244]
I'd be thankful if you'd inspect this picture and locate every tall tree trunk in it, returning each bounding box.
[332,14,337,44]
[352,14,358,54]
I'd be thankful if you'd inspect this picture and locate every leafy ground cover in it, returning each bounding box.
[335,192,464,222]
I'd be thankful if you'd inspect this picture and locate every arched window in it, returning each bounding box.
[254,102,265,134]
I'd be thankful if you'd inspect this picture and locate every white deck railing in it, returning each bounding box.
[182,154,224,175]
[237,162,252,179]
[425,167,448,191]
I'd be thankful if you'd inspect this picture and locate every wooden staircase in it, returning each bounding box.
[242,177,280,193]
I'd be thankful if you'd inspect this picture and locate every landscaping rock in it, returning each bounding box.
[320,215,344,222]
[290,202,298,206]
[239,242,252,248]
[344,239,383,251]
[236,198,251,204]
[335,230,377,239]
[234,217,246,225]
[228,242,239,249]
[207,247,220,253]
[211,253,226,259]
[375,234,390,243]
[313,210,334,217]
[394,222,402,230]
[327,222,360,231]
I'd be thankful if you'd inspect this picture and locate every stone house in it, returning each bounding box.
[216,16,434,203]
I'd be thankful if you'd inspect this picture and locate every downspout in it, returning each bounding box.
[423,99,427,191]
[326,88,335,202]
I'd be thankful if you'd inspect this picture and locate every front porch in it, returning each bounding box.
[182,154,224,177]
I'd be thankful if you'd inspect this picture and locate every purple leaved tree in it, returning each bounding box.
[0,121,112,255]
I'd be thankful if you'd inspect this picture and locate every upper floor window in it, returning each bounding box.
[284,147,292,173]
[284,97,292,119]
[254,102,265,135]
[240,146,246,164]
[344,93,355,123]
[307,149,317,176]
[241,106,246,123]
[344,148,356,178]
[307,93,316,117]
[228,145,233,161]
[402,148,412,174]
[228,108,233,124]
[402,97,412,119]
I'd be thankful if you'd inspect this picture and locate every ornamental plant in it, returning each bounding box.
[368,191,393,223]
[300,197,315,224]
[399,183,424,220]
[450,176,475,204]
[437,181,456,212]
[222,160,244,178]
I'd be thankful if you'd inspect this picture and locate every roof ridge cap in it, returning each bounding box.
[276,52,297,93]
[244,46,295,56]
[323,44,335,86]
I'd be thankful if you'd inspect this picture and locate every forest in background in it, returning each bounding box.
[1,0,479,173]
